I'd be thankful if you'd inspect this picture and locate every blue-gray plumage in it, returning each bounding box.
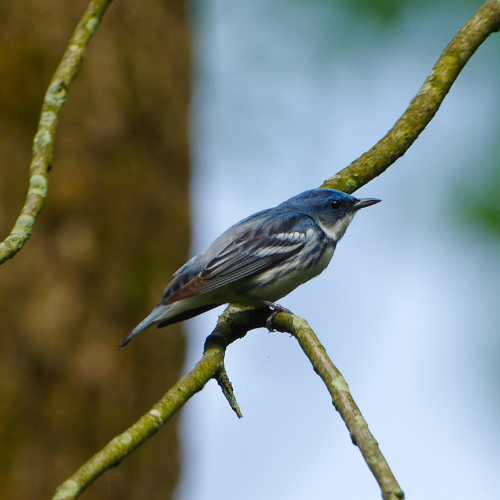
[119,188,380,349]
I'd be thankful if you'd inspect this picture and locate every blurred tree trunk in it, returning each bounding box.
[0,1,191,498]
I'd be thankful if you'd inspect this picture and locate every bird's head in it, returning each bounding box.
[281,188,380,242]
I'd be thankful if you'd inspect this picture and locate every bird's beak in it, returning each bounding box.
[353,198,381,210]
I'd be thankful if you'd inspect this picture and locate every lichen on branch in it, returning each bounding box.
[0,0,113,265]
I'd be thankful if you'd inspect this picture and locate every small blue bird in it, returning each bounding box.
[120,188,380,349]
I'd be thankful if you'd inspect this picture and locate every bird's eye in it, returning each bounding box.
[330,200,341,210]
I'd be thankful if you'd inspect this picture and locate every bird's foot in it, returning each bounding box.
[255,300,291,331]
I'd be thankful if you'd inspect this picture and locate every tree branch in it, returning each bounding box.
[0,0,113,266]
[321,0,500,193]
[51,306,268,500]
[52,307,403,500]
[272,313,404,500]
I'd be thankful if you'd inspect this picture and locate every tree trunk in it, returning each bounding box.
[0,1,191,498]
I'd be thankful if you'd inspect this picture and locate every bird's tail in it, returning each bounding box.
[118,305,170,350]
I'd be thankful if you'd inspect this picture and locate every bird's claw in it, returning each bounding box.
[266,311,277,331]
[264,303,291,331]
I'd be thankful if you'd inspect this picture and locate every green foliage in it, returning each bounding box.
[455,122,500,239]
[344,0,406,25]
[338,0,481,27]
[462,175,500,238]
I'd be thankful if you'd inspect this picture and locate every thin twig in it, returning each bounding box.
[215,365,243,418]
[0,0,113,265]
[321,0,500,193]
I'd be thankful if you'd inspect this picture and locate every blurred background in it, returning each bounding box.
[1,0,500,499]
[0,1,190,498]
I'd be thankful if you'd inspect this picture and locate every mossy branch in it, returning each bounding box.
[52,306,403,500]
[0,0,113,266]
[50,1,500,499]
[272,313,404,500]
[51,306,268,500]
[321,0,500,193]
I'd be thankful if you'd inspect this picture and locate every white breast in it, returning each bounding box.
[244,239,335,302]
[316,213,355,242]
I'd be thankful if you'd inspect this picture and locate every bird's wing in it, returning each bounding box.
[162,213,315,305]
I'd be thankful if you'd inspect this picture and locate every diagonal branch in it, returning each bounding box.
[0,0,113,266]
[52,307,403,500]
[51,306,269,500]
[272,313,404,500]
[321,0,500,194]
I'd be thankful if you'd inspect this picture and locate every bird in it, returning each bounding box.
[119,188,380,349]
